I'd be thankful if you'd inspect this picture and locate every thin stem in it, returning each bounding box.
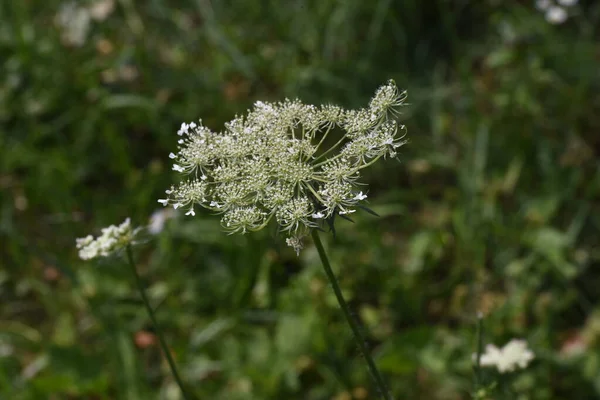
[303,182,325,204]
[312,134,347,163]
[310,230,393,400]
[472,312,484,399]
[313,125,334,155]
[126,246,190,400]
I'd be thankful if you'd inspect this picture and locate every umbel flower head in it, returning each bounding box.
[76,218,141,260]
[159,80,407,253]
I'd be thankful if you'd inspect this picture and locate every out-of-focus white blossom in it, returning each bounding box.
[159,81,407,253]
[76,218,141,260]
[535,0,578,25]
[148,208,176,234]
[545,6,568,24]
[0,339,13,357]
[475,339,535,373]
[89,0,115,21]
[55,0,116,47]
[55,3,91,47]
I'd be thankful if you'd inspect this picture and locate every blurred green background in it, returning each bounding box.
[1,0,600,399]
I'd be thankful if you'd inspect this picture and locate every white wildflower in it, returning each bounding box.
[0,340,13,357]
[55,1,115,47]
[475,339,535,373]
[88,0,115,21]
[536,0,578,24]
[545,6,568,24]
[55,3,91,47]
[76,218,141,260]
[160,80,407,253]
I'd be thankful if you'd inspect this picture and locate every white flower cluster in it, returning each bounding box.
[76,218,141,260]
[476,339,535,374]
[159,80,407,253]
[536,0,578,25]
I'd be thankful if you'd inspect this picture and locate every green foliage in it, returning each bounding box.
[1,0,599,399]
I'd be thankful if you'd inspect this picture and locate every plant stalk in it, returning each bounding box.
[472,312,485,399]
[126,245,189,400]
[311,230,393,400]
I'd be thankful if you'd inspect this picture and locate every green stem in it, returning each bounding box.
[310,230,393,400]
[312,125,334,156]
[312,134,347,164]
[126,246,190,400]
[472,312,484,399]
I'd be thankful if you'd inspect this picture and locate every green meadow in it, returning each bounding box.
[2,1,599,399]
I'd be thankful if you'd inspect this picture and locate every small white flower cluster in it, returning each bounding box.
[76,218,141,260]
[535,0,578,25]
[159,80,407,253]
[475,339,535,374]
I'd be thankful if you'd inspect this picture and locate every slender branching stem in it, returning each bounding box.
[312,134,348,163]
[313,125,334,155]
[126,245,190,400]
[310,230,393,400]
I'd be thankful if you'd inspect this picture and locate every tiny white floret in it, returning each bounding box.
[354,192,367,201]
